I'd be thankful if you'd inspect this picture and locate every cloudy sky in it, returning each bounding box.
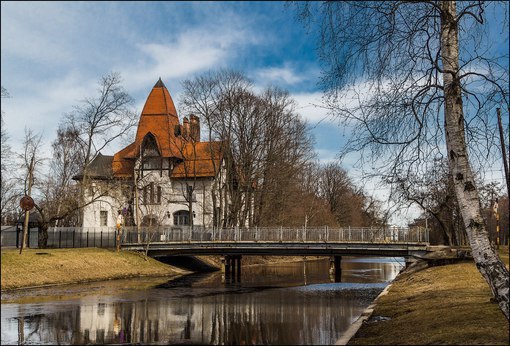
[2,1,508,225]
[1,2,337,154]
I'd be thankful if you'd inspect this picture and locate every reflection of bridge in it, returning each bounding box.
[121,226,430,281]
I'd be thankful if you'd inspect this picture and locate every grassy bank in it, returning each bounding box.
[1,248,188,290]
[348,249,510,345]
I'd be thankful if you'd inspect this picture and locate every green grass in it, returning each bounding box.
[349,247,510,345]
[1,248,188,290]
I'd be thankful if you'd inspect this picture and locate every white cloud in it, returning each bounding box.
[292,92,333,124]
[2,72,96,153]
[256,65,304,85]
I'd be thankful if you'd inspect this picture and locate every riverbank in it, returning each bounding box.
[195,254,325,269]
[1,249,320,291]
[347,248,510,345]
[1,248,189,290]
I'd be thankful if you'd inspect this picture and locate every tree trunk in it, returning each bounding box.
[38,223,49,248]
[440,0,509,320]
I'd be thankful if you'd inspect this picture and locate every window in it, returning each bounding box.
[142,134,159,156]
[173,210,190,226]
[142,157,161,170]
[100,211,108,226]
[141,134,162,170]
[142,183,162,205]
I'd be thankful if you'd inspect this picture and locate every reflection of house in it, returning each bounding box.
[76,79,228,229]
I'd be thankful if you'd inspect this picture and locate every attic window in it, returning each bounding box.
[141,133,161,170]
[142,133,160,157]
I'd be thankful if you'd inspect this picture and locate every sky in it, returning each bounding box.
[1,1,508,225]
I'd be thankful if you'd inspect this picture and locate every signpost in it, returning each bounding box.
[19,195,35,254]
[20,196,34,211]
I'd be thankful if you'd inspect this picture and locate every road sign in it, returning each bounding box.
[20,196,35,211]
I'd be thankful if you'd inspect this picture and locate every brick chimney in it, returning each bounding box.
[182,117,190,138]
[189,114,200,142]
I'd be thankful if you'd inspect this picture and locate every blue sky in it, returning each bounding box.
[2,1,508,225]
[1,1,337,156]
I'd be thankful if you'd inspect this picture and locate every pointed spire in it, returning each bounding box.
[154,77,165,88]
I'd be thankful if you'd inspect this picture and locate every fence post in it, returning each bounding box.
[280,226,283,242]
[72,230,75,248]
[59,230,62,248]
[87,231,89,247]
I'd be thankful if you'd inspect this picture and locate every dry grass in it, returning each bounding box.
[349,248,510,345]
[1,248,188,290]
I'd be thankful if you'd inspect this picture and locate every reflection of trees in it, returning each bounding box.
[13,309,79,345]
[8,259,400,345]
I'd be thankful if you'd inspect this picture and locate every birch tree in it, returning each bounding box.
[294,1,509,319]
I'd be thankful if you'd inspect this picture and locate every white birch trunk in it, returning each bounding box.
[440,0,509,320]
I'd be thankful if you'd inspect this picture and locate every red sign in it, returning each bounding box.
[20,196,35,211]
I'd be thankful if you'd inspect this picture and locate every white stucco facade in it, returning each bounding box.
[81,162,228,230]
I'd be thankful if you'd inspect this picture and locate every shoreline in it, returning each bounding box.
[1,273,183,293]
[346,249,509,345]
[1,248,188,291]
[335,280,395,345]
[1,249,326,292]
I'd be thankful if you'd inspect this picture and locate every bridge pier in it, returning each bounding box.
[329,256,342,282]
[221,255,242,283]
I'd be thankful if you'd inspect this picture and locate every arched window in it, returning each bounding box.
[173,210,190,226]
[141,133,161,170]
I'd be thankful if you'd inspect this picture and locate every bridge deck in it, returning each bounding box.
[120,227,429,257]
[122,241,429,257]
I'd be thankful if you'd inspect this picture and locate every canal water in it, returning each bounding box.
[1,256,403,345]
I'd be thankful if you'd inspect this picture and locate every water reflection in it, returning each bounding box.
[1,257,403,345]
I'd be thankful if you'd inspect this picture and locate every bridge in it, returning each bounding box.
[121,226,430,281]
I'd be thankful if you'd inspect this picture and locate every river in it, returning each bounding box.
[1,256,403,345]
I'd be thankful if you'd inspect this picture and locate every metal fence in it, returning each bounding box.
[1,226,117,249]
[124,226,429,244]
[0,226,429,249]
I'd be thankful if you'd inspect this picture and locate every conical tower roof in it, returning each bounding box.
[139,78,178,117]
[112,78,184,171]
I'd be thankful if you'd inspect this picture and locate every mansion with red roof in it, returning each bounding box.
[78,79,227,229]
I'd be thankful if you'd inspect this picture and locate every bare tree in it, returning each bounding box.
[180,70,316,228]
[19,129,44,253]
[389,158,467,246]
[42,125,85,226]
[1,87,18,223]
[65,72,137,225]
[294,1,509,318]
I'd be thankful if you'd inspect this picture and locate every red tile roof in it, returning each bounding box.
[112,78,223,179]
[172,141,225,178]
